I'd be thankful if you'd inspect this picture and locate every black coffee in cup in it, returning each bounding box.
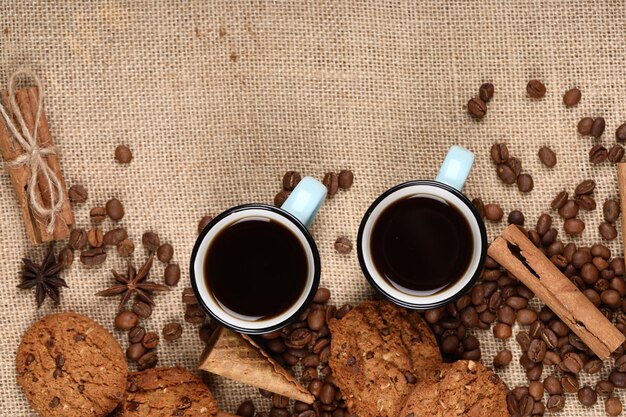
[370,195,473,293]
[204,218,308,319]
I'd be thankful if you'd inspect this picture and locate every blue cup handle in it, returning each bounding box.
[281,176,327,228]
[435,145,475,191]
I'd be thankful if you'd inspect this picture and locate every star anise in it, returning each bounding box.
[18,246,67,308]
[96,254,170,310]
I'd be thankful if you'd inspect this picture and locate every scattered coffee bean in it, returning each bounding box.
[544,375,562,395]
[114,145,133,163]
[142,231,160,252]
[528,339,547,362]
[117,239,135,257]
[69,228,88,250]
[617,123,626,142]
[551,190,568,210]
[132,300,152,319]
[163,322,183,341]
[578,386,597,407]
[129,326,146,344]
[58,247,74,269]
[105,198,124,221]
[313,288,331,304]
[576,194,596,211]
[591,117,606,138]
[491,143,509,164]
[546,394,565,412]
[472,198,485,218]
[558,200,579,219]
[563,87,581,107]
[493,349,512,367]
[493,323,512,339]
[126,341,146,361]
[562,352,584,373]
[80,247,106,267]
[578,117,594,135]
[182,288,198,305]
[89,207,107,222]
[115,311,139,331]
[184,304,206,324]
[274,190,290,206]
[606,397,623,416]
[283,171,302,191]
[103,228,128,246]
[68,184,88,203]
[604,199,620,223]
[479,83,494,102]
[590,144,609,163]
[198,215,213,234]
[609,144,625,163]
[467,97,487,118]
[199,323,214,342]
[334,236,352,254]
[517,174,534,193]
[141,331,159,349]
[323,172,339,197]
[237,400,256,417]
[497,164,517,184]
[562,374,579,393]
[538,146,557,167]
[87,227,104,248]
[597,380,614,397]
[564,218,585,235]
[507,210,525,226]
[575,179,596,195]
[137,350,158,370]
[338,170,354,189]
[164,263,181,286]
[527,80,546,98]
[157,243,174,263]
[484,204,504,221]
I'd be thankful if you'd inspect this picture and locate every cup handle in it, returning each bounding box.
[281,176,327,228]
[435,145,475,191]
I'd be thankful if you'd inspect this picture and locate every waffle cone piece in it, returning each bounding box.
[198,327,315,404]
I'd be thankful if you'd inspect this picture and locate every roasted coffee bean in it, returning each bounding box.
[198,323,213,342]
[599,222,618,240]
[334,237,352,254]
[307,309,326,331]
[541,328,558,349]
[313,287,331,304]
[564,218,585,235]
[237,400,255,417]
[323,172,339,197]
[506,157,522,176]
[105,198,124,221]
[575,179,596,195]
[184,304,206,324]
[603,199,620,223]
[615,355,626,372]
[58,247,74,269]
[80,247,106,267]
[87,227,104,248]
[576,194,596,211]
[560,374,578,393]
[517,174,534,193]
[557,200,579,220]
[551,191,568,210]
[527,363,543,381]
[597,380,614,397]
[562,352,584,373]
[611,257,626,274]
[528,339,547,362]
[460,306,478,327]
[546,240,564,257]
[544,376,562,395]
[137,351,158,370]
[289,328,313,347]
[484,204,504,221]
[527,80,546,98]
[493,323,512,339]
[117,239,135,257]
[467,97,487,118]
[336,304,352,319]
[578,117,594,135]
[563,87,581,107]
[129,326,146,344]
[463,335,479,351]
[321,382,335,404]
[583,359,603,374]
[68,184,88,203]
[197,215,213,234]
[538,146,557,167]
[282,171,302,191]
[578,386,597,407]
[115,145,132,163]
[516,331,532,352]
[529,380,544,401]
[462,348,481,361]
[126,342,146,362]
[610,371,626,388]
[507,296,529,310]
[274,190,290,207]
[539,306,556,322]
[164,263,181,286]
[517,309,537,325]
[142,331,159,349]
[606,397,623,416]
[142,231,160,252]
[115,311,139,330]
[497,305,516,325]
[549,320,570,337]
[479,83,495,102]
[132,300,152,319]
[338,170,354,189]
[591,117,606,138]
[497,163,517,184]
[69,228,88,250]
[609,144,625,163]
[104,227,128,246]
[590,144,609,163]
[493,349,512,367]
[441,335,459,354]
[302,354,320,367]
[507,210,525,226]
[572,249,593,268]
[491,143,509,164]
[272,394,289,409]
[472,198,485,218]
[89,207,107,222]
[157,243,174,263]
[617,123,626,142]
[546,395,565,412]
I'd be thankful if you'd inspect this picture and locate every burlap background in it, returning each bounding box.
[1,1,625,415]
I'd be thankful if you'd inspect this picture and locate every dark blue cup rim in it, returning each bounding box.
[356,180,487,310]
[189,203,321,335]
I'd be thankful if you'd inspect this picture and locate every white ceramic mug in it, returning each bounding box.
[190,177,327,334]
[357,146,487,310]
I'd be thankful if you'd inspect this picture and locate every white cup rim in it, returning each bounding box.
[357,180,487,310]
[189,204,321,334]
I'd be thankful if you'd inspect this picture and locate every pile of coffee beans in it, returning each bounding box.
[235,288,355,417]
[274,170,354,206]
[490,143,534,193]
[467,82,494,119]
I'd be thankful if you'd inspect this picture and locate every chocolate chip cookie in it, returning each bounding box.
[16,312,127,417]
[399,360,508,417]
[328,300,441,417]
[119,367,218,416]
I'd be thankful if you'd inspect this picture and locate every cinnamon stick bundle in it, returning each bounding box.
[0,85,73,243]
[488,225,624,360]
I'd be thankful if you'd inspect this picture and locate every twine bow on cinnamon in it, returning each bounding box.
[0,69,64,234]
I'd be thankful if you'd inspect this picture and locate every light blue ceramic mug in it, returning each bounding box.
[190,177,327,334]
[357,146,487,310]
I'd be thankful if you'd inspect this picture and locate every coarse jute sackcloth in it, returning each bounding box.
[1,1,625,415]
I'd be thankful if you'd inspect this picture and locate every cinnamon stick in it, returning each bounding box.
[618,163,626,259]
[488,225,624,360]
